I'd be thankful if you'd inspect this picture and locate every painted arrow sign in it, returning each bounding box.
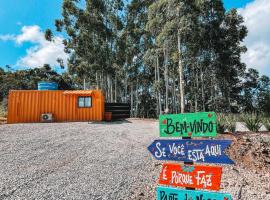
[157,186,232,200]
[148,139,234,164]
[159,163,222,191]
[160,112,217,138]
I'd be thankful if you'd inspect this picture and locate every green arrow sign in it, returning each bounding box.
[159,112,217,138]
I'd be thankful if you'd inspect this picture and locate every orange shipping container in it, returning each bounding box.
[7,90,104,124]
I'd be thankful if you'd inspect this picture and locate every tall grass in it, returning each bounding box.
[241,113,262,132]
[217,113,270,133]
[262,118,270,131]
[216,113,237,133]
[0,104,7,118]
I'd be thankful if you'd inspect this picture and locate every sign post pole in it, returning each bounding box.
[182,136,195,191]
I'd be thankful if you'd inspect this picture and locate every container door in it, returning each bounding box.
[65,95,77,121]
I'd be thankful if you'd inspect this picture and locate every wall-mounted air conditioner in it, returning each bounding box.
[41,113,53,122]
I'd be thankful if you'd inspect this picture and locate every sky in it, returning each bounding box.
[0,0,269,76]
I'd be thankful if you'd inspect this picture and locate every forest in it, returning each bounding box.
[1,0,270,118]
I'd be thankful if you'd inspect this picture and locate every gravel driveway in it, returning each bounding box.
[0,120,159,200]
[0,120,269,200]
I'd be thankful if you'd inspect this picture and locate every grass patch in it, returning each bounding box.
[216,113,237,133]
[241,113,262,132]
[262,118,270,131]
[0,104,7,118]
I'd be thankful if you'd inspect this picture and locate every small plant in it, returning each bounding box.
[216,113,226,133]
[216,113,237,133]
[224,114,237,133]
[262,118,270,131]
[0,104,7,118]
[241,113,262,132]
[0,99,8,118]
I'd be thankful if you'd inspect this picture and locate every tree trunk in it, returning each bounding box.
[155,58,159,116]
[178,32,185,113]
[115,75,117,103]
[125,74,128,103]
[200,64,205,111]
[135,78,139,117]
[173,76,176,113]
[164,45,169,111]
[157,56,162,115]
[195,65,199,112]
[110,75,113,102]
[130,82,133,117]
[101,71,104,94]
[106,74,109,101]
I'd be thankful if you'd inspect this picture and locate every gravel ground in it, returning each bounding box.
[0,120,269,200]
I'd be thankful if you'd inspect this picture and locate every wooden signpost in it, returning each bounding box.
[148,112,234,200]
[159,163,222,191]
[148,139,234,164]
[157,186,232,200]
[160,112,217,138]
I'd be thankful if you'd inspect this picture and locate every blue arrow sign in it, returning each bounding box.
[157,186,232,200]
[148,139,234,164]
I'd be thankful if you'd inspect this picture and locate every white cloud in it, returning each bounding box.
[0,25,68,68]
[17,36,68,68]
[0,34,15,41]
[238,0,270,76]
[16,25,44,45]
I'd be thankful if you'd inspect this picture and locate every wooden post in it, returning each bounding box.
[182,136,195,191]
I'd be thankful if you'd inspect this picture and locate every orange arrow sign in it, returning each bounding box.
[159,163,222,191]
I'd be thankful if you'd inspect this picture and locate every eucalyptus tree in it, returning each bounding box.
[216,8,248,112]
[147,0,199,113]
[257,75,270,115]
[195,0,225,111]
[38,0,263,117]
[49,0,124,101]
[122,0,154,117]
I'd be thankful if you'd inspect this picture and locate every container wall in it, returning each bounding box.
[7,90,104,123]
[39,91,66,121]
[65,90,104,121]
[8,91,41,123]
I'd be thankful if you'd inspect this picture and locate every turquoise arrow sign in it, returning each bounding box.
[157,186,232,200]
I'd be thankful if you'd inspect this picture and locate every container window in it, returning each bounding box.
[78,96,92,108]
[84,97,91,107]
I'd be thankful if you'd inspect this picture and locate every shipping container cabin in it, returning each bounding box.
[7,90,104,124]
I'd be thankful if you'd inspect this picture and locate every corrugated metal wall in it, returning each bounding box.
[7,90,104,123]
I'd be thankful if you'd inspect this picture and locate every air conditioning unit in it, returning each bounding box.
[41,113,53,122]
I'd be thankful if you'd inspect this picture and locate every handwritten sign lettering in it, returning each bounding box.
[157,186,232,200]
[148,139,234,164]
[159,163,222,191]
[160,112,217,137]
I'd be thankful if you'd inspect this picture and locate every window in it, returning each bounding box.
[78,96,92,108]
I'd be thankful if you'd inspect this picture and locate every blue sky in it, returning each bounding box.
[0,0,63,70]
[0,0,269,76]
[223,0,253,9]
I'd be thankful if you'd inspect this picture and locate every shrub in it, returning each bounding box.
[241,113,262,132]
[216,113,226,133]
[225,114,237,133]
[0,105,7,118]
[216,113,237,133]
[0,99,7,118]
[262,118,270,131]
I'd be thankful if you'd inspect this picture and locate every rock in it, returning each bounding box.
[235,122,250,132]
